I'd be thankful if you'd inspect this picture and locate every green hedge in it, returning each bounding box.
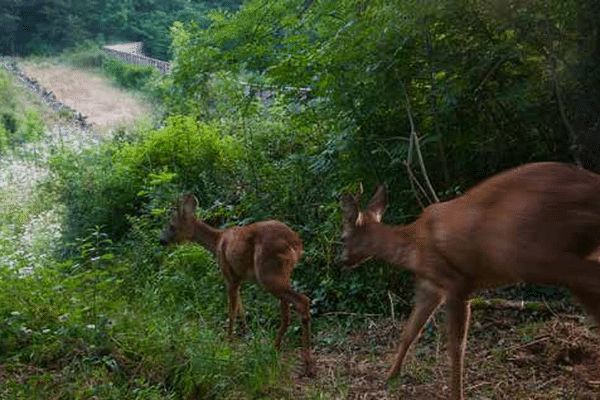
[102,56,159,90]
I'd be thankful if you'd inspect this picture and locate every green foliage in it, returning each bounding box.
[0,69,47,152]
[1,0,243,58]
[0,124,9,152]
[155,0,597,319]
[103,56,159,90]
[48,144,139,248]
[146,243,224,320]
[0,262,118,365]
[169,0,593,185]
[117,115,242,202]
[28,0,592,321]
[17,110,45,143]
[4,1,597,394]
[0,240,288,399]
[59,40,107,69]
[2,53,300,399]
[48,115,244,248]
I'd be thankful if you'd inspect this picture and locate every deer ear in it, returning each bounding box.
[340,193,360,225]
[366,183,387,222]
[181,194,198,216]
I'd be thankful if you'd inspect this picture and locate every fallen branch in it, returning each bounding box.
[469,297,583,315]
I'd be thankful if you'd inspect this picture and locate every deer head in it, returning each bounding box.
[159,194,198,245]
[340,184,388,267]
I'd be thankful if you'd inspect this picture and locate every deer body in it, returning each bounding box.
[341,162,600,400]
[425,162,600,289]
[160,195,313,375]
[214,221,302,284]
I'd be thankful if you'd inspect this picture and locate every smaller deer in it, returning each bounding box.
[340,162,600,400]
[160,194,314,375]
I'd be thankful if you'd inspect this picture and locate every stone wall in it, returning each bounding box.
[102,43,171,74]
[1,58,93,131]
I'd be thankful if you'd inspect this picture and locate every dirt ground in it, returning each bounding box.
[21,63,152,130]
[294,308,600,399]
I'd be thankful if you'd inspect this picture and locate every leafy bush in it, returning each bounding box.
[102,56,159,90]
[17,110,45,143]
[48,144,139,249]
[49,115,243,250]
[0,109,45,149]
[0,70,46,152]
[117,115,242,204]
[56,41,107,69]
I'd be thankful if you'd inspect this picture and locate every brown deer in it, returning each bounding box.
[160,194,314,375]
[340,162,600,400]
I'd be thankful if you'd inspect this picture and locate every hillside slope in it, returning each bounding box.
[20,62,152,130]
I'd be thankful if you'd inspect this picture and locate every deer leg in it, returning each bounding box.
[255,249,314,375]
[237,294,248,335]
[387,280,444,380]
[227,282,241,340]
[280,289,314,376]
[446,295,471,400]
[275,299,291,349]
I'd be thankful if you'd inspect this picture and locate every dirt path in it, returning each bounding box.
[21,63,152,130]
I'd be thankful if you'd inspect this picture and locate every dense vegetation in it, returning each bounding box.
[1,0,600,398]
[0,0,242,59]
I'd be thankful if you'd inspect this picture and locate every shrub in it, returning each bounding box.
[48,145,139,249]
[59,41,107,69]
[102,56,159,90]
[0,73,46,152]
[50,116,243,249]
[17,110,45,143]
[116,115,242,204]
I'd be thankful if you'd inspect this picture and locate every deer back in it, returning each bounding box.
[217,220,303,283]
[416,162,600,289]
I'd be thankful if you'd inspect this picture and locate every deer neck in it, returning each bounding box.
[367,223,417,271]
[192,219,222,254]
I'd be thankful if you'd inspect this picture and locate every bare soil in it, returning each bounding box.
[21,63,152,130]
[294,308,600,399]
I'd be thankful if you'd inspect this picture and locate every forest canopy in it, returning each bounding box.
[166,0,600,185]
[0,0,242,59]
